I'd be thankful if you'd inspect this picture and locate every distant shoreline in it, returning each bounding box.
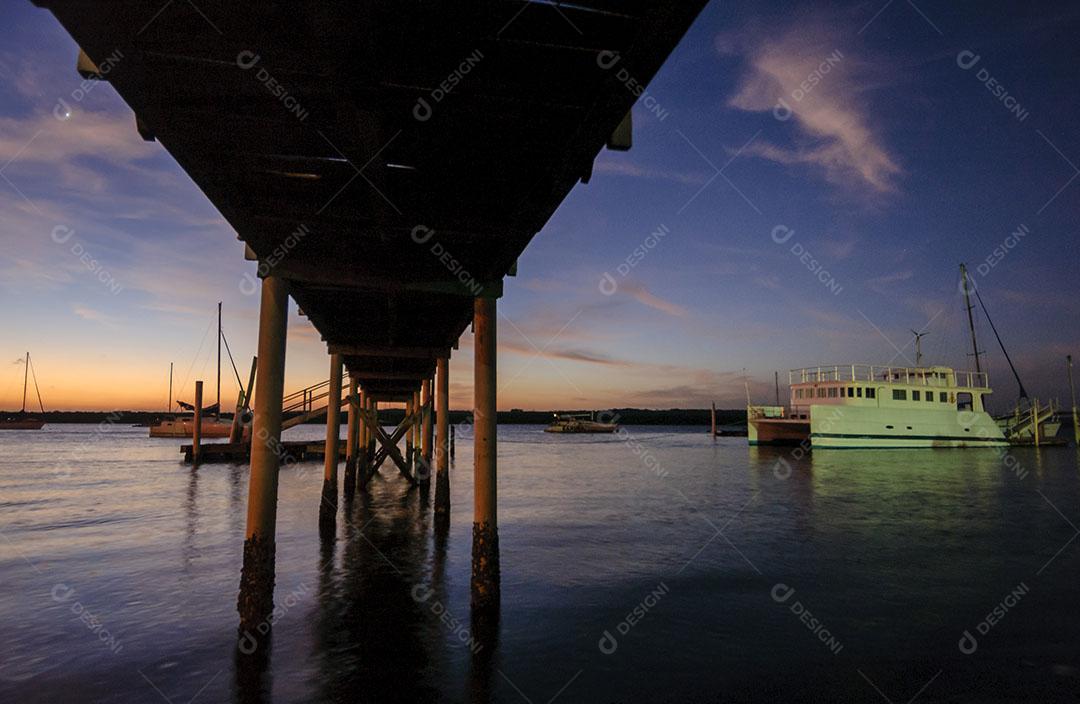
[2,408,748,426]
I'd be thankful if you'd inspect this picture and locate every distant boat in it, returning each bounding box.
[149,413,232,438]
[1,352,45,430]
[544,412,618,434]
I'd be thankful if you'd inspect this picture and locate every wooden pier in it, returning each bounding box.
[180,439,348,464]
[36,0,708,646]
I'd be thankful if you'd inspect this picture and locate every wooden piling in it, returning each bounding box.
[344,377,360,495]
[320,354,343,536]
[435,357,450,516]
[710,402,716,437]
[405,397,414,477]
[472,296,499,609]
[421,378,433,483]
[238,275,289,636]
[193,380,203,466]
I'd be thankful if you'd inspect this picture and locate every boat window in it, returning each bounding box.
[926,394,934,403]
[856,387,863,397]
[939,392,948,402]
[957,392,973,412]
[817,387,826,398]
[828,387,838,398]
[847,387,855,398]
[892,389,907,401]
[912,390,921,401]
[867,388,876,399]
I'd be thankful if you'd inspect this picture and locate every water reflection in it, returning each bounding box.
[307,482,444,702]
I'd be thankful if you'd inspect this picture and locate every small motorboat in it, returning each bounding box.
[544,412,618,434]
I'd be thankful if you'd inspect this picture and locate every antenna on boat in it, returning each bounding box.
[959,263,983,374]
[910,329,929,367]
[774,371,780,405]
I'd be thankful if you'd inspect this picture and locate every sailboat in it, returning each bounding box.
[1,352,46,430]
[149,302,235,439]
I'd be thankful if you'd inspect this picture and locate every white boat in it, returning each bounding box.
[544,412,618,433]
[149,416,233,438]
[748,364,1007,449]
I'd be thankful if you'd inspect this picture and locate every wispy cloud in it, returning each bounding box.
[721,18,902,194]
[593,156,709,186]
[72,303,116,325]
[618,280,688,317]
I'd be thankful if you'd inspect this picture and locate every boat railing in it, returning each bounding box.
[788,364,989,389]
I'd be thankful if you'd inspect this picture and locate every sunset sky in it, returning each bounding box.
[1,2,1077,412]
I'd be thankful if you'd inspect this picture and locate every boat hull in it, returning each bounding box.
[809,405,1007,449]
[0,419,45,430]
[748,418,809,446]
[544,424,618,433]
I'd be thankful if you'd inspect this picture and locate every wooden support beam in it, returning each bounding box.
[350,371,431,381]
[331,344,450,359]
[435,357,450,516]
[361,407,418,485]
[472,295,499,609]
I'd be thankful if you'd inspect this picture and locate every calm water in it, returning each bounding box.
[1,424,1079,703]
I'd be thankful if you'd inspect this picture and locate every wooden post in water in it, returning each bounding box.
[1032,398,1040,448]
[435,357,450,516]
[472,295,499,609]
[320,354,343,535]
[405,397,414,478]
[344,377,360,495]
[421,377,433,483]
[193,380,203,466]
[450,424,456,459]
[414,388,422,472]
[710,402,716,436]
[238,274,288,636]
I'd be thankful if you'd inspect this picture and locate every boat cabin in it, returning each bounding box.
[785,365,991,420]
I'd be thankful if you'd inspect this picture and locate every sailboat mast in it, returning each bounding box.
[216,301,222,420]
[168,362,173,413]
[960,264,982,374]
[21,351,29,413]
